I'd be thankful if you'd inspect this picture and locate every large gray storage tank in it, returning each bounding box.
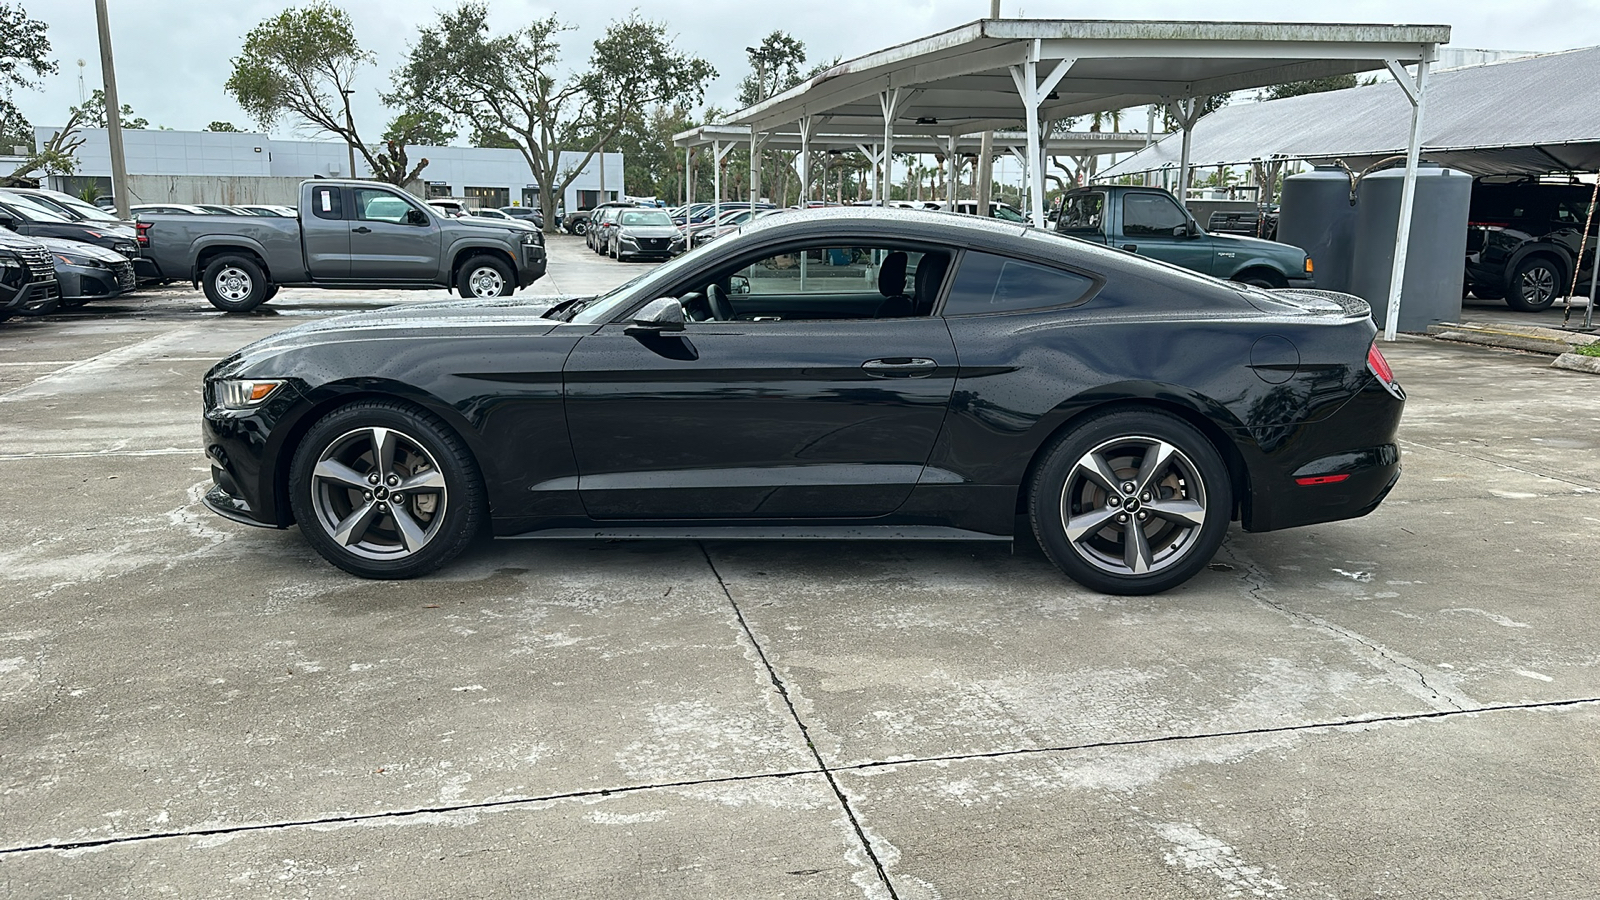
[1348,163,1472,332]
[1278,166,1357,294]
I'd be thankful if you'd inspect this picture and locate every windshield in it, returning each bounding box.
[47,192,121,222]
[0,193,72,223]
[620,210,673,227]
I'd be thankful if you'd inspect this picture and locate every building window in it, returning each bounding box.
[426,182,452,199]
[464,186,509,208]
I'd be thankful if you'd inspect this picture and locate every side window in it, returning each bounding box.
[1055,192,1105,234]
[1122,193,1189,237]
[672,244,951,321]
[310,186,343,221]
[354,188,422,225]
[942,251,1095,316]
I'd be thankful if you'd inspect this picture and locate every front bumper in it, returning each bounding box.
[2,277,62,317]
[56,261,134,304]
[1286,276,1318,290]
[202,379,307,528]
[518,243,548,284]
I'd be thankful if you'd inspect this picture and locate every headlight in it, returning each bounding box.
[216,379,284,409]
[620,234,639,245]
[55,254,106,268]
[0,252,19,268]
[113,243,138,257]
[520,232,542,245]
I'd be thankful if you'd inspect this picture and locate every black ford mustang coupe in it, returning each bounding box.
[202,209,1403,594]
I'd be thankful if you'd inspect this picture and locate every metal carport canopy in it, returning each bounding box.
[1098,46,1600,178]
[720,17,1449,338]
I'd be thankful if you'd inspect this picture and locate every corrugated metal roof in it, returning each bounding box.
[1100,46,1600,177]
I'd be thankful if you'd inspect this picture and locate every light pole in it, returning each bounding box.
[93,0,130,218]
[340,88,357,178]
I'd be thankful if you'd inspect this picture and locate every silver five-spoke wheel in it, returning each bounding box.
[310,426,448,561]
[1031,410,1230,595]
[1061,436,1207,577]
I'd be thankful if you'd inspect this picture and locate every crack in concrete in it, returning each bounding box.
[697,543,902,900]
[4,696,1595,859]
[1221,541,1473,713]
[1399,437,1600,492]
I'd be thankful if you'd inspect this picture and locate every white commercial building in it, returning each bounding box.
[35,126,624,212]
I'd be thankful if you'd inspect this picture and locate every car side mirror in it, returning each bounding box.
[624,298,686,336]
[0,214,15,230]
[406,208,428,225]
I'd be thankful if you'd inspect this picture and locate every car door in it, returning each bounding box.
[1118,191,1214,274]
[347,186,441,280]
[301,183,350,279]
[562,240,959,520]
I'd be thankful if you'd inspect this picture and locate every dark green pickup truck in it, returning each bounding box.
[1055,185,1315,289]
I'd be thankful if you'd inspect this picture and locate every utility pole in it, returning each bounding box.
[94,0,130,219]
[340,89,357,178]
[976,0,1000,216]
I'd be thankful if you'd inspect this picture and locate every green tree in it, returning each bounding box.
[1261,74,1357,101]
[204,120,243,132]
[468,122,519,149]
[396,3,716,230]
[737,31,806,107]
[69,88,149,129]
[367,108,455,186]
[225,2,379,174]
[0,2,53,158]
[7,108,83,183]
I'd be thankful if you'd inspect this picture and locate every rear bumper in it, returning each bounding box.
[1242,377,1404,533]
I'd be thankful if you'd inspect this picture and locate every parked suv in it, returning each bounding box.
[1465,178,1597,312]
[0,231,61,321]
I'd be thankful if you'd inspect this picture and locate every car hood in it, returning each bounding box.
[33,236,129,262]
[0,230,46,251]
[211,296,571,377]
[1211,232,1302,257]
[452,216,538,236]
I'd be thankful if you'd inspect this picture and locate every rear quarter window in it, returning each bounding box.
[942,251,1096,316]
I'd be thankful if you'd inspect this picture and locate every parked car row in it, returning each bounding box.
[0,188,153,322]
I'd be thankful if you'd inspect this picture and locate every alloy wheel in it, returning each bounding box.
[310,426,448,561]
[1520,265,1556,305]
[216,266,253,302]
[1058,435,1208,576]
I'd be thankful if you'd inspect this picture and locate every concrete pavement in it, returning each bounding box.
[2,236,1598,898]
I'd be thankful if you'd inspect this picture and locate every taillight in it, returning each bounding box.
[1367,342,1395,385]
[136,222,151,247]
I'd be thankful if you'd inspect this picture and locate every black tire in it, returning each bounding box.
[263,284,280,302]
[1232,270,1284,290]
[608,239,618,259]
[455,255,514,299]
[1506,256,1563,312]
[201,255,270,312]
[288,401,486,579]
[572,219,588,236]
[1029,409,1232,595]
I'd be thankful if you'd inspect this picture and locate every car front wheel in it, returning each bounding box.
[1029,409,1232,595]
[288,401,485,579]
[457,256,513,299]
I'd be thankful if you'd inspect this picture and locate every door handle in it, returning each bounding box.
[1121,243,1137,252]
[862,358,938,378]
[352,226,372,234]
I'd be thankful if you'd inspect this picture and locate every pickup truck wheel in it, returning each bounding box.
[572,220,588,236]
[202,255,270,312]
[457,256,513,299]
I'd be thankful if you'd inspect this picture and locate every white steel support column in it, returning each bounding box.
[1167,97,1199,201]
[685,146,694,206]
[749,130,765,204]
[1011,42,1075,229]
[797,116,814,206]
[1144,105,1156,187]
[880,89,902,207]
[713,140,736,223]
[1382,57,1432,341]
[946,133,960,205]
[859,143,884,204]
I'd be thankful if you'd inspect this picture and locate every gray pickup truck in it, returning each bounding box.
[140,179,547,312]
[1056,185,1314,289]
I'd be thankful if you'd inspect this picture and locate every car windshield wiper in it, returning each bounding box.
[543,297,591,321]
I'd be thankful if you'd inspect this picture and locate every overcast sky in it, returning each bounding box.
[15,0,1600,138]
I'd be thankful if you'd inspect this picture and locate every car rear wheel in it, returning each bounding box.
[456,256,513,299]
[288,401,485,579]
[572,219,588,236]
[1506,257,1562,312]
[1029,409,1231,595]
[201,255,270,312]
